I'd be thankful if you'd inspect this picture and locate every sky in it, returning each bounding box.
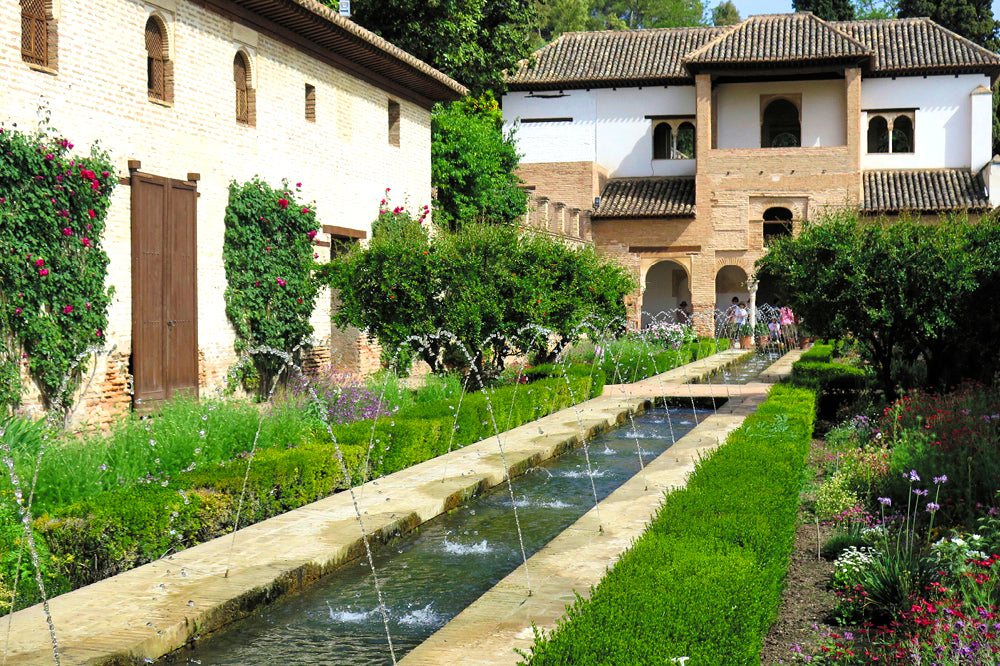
[723,0,1000,21]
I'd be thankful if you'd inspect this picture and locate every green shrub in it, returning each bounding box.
[521,385,815,665]
[799,344,834,364]
[600,338,725,384]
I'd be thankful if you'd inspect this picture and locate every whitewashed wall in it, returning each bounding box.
[714,79,847,149]
[860,74,990,171]
[503,86,697,177]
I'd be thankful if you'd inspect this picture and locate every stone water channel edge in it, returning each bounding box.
[1,348,799,665]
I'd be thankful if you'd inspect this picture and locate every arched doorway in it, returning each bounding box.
[642,260,690,328]
[715,265,748,335]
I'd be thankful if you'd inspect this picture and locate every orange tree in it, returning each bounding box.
[0,123,114,414]
[319,202,633,380]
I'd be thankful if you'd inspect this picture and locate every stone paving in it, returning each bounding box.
[0,348,800,665]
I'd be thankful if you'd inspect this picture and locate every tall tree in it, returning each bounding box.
[345,0,535,94]
[852,0,897,20]
[897,0,999,49]
[603,0,706,29]
[711,0,740,25]
[431,94,528,229]
[792,0,855,21]
[532,0,589,46]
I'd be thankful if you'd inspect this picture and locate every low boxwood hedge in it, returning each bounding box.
[521,384,816,665]
[602,338,731,384]
[27,366,604,595]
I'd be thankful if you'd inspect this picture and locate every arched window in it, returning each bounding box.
[762,207,793,247]
[675,122,696,159]
[21,0,49,66]
[653,123,671,160]
[867,115,889,153]
[234,52,255,126]
[761,98,800,148]
[891,115,913,153]
[146,17,172,103]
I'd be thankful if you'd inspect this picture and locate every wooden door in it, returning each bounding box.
[132,173,198,405]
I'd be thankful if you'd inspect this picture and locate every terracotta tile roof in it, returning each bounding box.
[505,27,724,91]
[862,169,990,212]
[684,12,868,71]
[593,178,695,218]
[506,13,1000,90]
[833,18,1000,77]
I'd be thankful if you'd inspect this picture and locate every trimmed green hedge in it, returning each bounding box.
[799,344,834,364]
[30,366,603,594]
[521,385,815,665]
[602,338,731,384]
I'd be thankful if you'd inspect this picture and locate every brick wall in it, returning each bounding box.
[515,161,607,212]
[1,0,437,420]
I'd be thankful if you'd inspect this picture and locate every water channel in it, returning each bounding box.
[172,405,714,665]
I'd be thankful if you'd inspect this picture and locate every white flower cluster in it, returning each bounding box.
[931,533,988,575]
[834,545,880,584]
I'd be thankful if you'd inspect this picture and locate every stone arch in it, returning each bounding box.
[715,263,749,314]
[641,259,690,328]
[761,97,800,148]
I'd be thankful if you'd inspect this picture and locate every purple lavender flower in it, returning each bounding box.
[933,475,948,484]
[878,497,892,506]
[926,502,940,513]
[906,469,921,482]
[913,488,928,497]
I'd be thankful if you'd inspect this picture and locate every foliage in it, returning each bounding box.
[0,122,114,413]
[531,0,590,45]
[757,211,1000,398]
[711,0,740,25]
[223,178,320,399]
[596,336,727,384]
[606,0,706,29]
[520,385,815,664]
[320,212,633,381]
[431,94,528,229]
[345,0,535,95]
[793,0,855,20]
[897,0,999,50]
[852,0,897,20]
[21,369,600,596]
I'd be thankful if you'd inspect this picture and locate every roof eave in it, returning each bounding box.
[506,76,694,92]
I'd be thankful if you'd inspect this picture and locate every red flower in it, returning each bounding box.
[87,209,95,219]
[301,207,309,214]
[277,199,289,209]
[62,305,73,314]
[14,308,21,315]
[35,258,44,267]
[276,278,287,287]
[62,227,72,236]
[81,237,91,247]
[38,268,49,276]
[307,230,317,239]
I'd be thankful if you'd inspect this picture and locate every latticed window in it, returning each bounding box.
[234,53,250,124]
[146,18,167,101]
[21,0,48,66]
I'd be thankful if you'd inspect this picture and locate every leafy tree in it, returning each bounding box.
[852,0,897,20]
[611,0,706,28]
[757,211,1000,398]
[897,0,999,49]
[793,0,855,21]
[532,0,590,46]
[711,0,740,25]
[319,206,634,381]
[431,94,529,229]
[345,0,535,95]
[223,178,321,399]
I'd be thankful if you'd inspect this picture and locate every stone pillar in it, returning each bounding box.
[845,67,863,202]
[552,202,565,235]
[568,207,581,239]
[535,197,550,232]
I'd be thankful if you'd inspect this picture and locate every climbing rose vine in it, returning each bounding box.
[0,122,114,413]
[223,177,320,399]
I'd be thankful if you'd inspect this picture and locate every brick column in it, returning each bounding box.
[845,67,863,205]
[552,202,566,235]
[535,196,550,232]
[568,207,581,238]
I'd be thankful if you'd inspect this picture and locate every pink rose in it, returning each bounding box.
[277,199,289,209]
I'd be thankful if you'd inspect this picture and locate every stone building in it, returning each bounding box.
[3,0,465,418]
[502,12,1000,329]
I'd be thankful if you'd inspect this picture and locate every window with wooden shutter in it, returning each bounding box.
[235,53,250,124]
[146,17,173,103]
[305,84,316,122]
[21,0,48,67]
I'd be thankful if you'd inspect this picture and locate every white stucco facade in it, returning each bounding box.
[860,74,992,171]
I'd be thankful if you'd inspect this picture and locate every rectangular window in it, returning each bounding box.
[388,100,400,147]
[305,84,316,122]
[21,0,50,67]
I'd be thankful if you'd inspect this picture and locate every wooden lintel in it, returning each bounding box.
[323,224,367,239]
[629,245,701,254]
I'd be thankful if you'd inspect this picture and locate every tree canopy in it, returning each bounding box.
[756,211,1000,398]
[711,1,740,26]
[897,0,999,49]
[319,207,634,379]
[344,0,535,94]
[431,94,528,229]
[792,0,855,21]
